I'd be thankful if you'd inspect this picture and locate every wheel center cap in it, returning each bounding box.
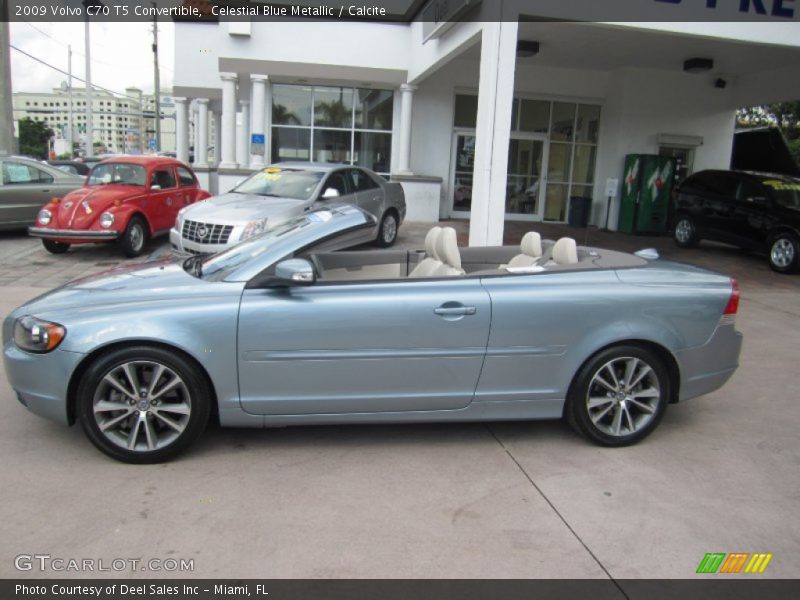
[137,400,150,411]
[616,391,626,401]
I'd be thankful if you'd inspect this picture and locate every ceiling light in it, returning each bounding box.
[683,58,714,74]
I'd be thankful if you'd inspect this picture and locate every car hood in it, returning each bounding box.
[12,260,243,320]
[182,192,306,225]
[51,185,145,230]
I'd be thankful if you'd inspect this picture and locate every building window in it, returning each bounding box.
[452,94,601,222]
[271,84,394,176]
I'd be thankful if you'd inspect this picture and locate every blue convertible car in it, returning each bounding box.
[3,206,742,462]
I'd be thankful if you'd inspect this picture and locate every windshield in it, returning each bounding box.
[88,163,147,187]
[233,167,324,200]
[190,211,333,281]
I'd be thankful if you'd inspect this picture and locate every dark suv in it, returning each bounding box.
[672,170,800,273]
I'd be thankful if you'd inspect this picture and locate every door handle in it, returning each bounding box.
[41,189,51,193]
[434,306,477,316]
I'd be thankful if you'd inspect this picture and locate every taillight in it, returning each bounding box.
[723,278,740,316]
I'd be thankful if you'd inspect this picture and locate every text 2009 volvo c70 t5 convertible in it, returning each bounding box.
[4,206,742,462]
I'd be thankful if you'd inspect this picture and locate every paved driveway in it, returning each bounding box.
[0,225,798,580]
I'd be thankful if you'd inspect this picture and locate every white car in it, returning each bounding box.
[170,163,406,254]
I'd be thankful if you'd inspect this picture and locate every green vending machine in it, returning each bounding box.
[618,154,675,234]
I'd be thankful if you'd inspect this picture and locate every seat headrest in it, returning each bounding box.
[520,232,542,258]
[424,226,443,260]
[552,237,578,265]
[435,227,461,270]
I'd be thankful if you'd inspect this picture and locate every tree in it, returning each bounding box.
[737,101,800,165]
[18,117,53,159]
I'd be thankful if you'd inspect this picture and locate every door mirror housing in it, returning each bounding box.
[151,184,161,191]
[273,258,316,286]
[322,187,340,199]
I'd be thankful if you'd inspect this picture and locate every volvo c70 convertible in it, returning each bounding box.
[170,163,406,254]
[4,206,742,463]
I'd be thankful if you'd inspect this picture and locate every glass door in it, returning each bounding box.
[450,131,476,217]
[505,134,547,220]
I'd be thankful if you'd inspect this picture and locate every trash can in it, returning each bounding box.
[568,196,591,228]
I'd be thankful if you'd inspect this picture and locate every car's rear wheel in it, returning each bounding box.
[673,216,699,248]
[768,232,799,274]
[76,346,211,463]
[42,239,70,254]
[566,345,670,447]
[120,215,149,258]
[376,211,398,247]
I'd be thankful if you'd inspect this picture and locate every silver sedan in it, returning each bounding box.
[170,163,406,254]
[4,206,742,463]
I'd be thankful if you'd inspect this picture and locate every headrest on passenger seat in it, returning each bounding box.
[552,237,578,265]
[424,226,442,259]
[436,227,461,270]
[520,231,542,257]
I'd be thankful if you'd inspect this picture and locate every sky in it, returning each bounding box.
[9,22,175,96]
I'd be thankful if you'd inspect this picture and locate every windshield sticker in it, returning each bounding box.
[306,211,333,223]
[763,179,800,192]
[264,167,283,174]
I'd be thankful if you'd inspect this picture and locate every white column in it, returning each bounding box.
[237,100,250,167]
[250,74,268,168]
[468,21,518,247]
[213,110,222,167]
[196,98,209,168]
[396,84,416,175]
[219,72,238,169]
[174,97,189,164]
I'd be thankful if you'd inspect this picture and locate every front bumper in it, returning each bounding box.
[3,341,86,425]
[28,227,119,241]
[675,322,743,402]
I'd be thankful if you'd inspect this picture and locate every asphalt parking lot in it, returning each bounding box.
[1,224,799,580]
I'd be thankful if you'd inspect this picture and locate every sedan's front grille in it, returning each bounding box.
[182,220,233,245]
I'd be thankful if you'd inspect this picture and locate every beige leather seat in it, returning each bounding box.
[432,227,465,277]
[408,226,443,278]
[551,237,579,265]
[501,231,543,269]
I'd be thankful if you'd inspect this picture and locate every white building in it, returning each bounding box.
[171,0,800,244]
[13,87,181,155]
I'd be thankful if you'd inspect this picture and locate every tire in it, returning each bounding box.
[767,232,799,274]
[76,346,211,463]
[42,239,70,254]
[119,215,149,258]
[565,345,670,447]
[376,210,399,247]
[673,215,699,248]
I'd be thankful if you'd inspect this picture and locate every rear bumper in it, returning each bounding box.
[675,323,743,402]
[28,227,119,241]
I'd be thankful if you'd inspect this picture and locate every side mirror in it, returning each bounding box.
[151,184,161,191]
[747,196,769,206]
[274,258,316,286]
[322,187,340,199]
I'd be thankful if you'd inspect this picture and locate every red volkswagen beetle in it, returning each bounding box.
[28,156,210,257]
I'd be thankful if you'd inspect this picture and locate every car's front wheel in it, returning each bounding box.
[673,215,699,248]
[376,211,399,247]
[76,346,211,463]
[566,345,670,447]
[768,232,799,274]
[42,239,70,254]
[119,215,149,258]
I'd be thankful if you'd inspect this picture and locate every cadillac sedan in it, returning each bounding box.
[4,206,742,463]
[169,163,406,254]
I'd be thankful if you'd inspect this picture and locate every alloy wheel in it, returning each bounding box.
[675,219,693,244]
[382,214,398,244]
[771,238,795,269]
[586,356,661,437]
[92,360,192,452]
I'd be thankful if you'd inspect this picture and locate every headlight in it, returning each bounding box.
[38,209,52,225]
[99,211,115,228]
[242,218,268,240]
[13,316,66,354]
